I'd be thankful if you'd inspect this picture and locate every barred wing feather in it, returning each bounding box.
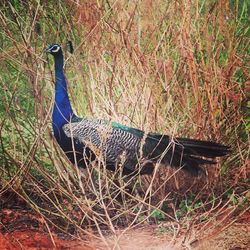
[62,118,141,163]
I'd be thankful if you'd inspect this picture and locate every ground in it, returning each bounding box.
[1,205,249,250]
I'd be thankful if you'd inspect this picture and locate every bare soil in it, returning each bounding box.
[0,191,249,250]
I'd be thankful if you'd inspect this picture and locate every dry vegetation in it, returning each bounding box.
[0,0,249,249]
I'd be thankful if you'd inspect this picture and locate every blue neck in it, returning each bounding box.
[52,53,74,135]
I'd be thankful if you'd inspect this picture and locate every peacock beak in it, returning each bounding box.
[44,47,51,53]
[44,44,53,53]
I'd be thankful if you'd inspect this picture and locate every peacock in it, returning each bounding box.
[45,43,230,177]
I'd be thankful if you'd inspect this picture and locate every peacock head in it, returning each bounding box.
[45,44,62,56]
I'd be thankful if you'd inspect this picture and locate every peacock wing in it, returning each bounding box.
[62,118,143,162]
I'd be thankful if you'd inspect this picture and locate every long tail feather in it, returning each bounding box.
[144,133,230,176]
[176,137,231,157]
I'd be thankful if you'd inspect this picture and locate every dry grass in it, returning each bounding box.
[0,0,249,247]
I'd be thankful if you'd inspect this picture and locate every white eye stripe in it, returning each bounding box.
[51,46,60,52]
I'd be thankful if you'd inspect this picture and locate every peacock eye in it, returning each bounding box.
[51,45,60,53]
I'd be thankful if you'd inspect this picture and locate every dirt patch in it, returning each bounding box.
[1,222,250,250]
[1,190,249,249]
[1,214,250,250]
[192,224,250,250]
[191,211,250,250]
[0,205,94,250]
[0,230,93,250]
[94,227,179,250]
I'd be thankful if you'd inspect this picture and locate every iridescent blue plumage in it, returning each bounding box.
[51,45,74,132]
[46,44,230,176]
[46,44,95,167]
